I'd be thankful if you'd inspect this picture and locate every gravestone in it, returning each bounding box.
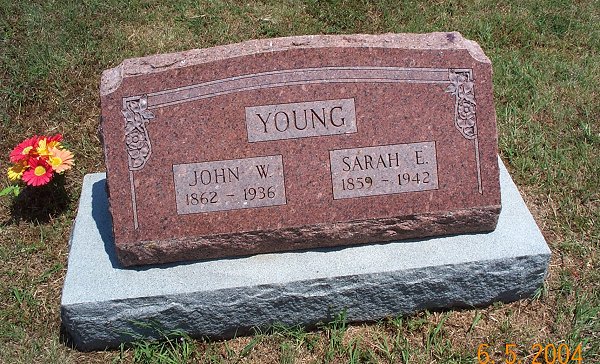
[60,33,551,350]
[100,32,501,266]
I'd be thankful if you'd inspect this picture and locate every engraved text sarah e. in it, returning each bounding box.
[329,142,439,199]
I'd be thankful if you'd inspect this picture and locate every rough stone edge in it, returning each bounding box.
[117,205,501,267]
[61,253,549,351]
[100,32,489,96]
[60,158,551,351]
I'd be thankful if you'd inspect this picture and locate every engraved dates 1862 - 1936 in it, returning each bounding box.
[172,155,287,214]
[329,141,439,200]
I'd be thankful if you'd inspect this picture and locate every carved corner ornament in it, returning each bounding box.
[122,96,155,171]
[446,69,477,140]
[445,69,483,194]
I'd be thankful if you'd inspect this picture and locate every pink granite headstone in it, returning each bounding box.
[100,32,501,266]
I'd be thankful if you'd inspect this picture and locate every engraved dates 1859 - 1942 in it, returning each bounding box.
[329,142,439,199]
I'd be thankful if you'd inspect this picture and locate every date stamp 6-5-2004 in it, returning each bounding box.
[477,343,583,364]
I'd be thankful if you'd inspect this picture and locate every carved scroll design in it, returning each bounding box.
[122,96,155,171]
[122,95,155,229]
[445,69,483,194]
[445,69,477,140]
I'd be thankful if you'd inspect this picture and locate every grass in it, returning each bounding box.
[1,0,599,362]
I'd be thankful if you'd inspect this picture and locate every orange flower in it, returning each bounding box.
[22,158,53,186]
[9,136,39,163]
[48,147,74,173]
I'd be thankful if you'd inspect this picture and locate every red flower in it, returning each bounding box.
[9,136,40,163]
[22,158,53,186]
[48,134,63,143]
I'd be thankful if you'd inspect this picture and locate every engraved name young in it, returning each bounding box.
[100,33,501,266]
[245,98,357,142]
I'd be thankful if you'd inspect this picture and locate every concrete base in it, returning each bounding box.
[61,158,550,351]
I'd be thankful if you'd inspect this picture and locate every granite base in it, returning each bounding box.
[61,158,550,351]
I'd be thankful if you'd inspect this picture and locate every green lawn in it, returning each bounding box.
[1,0,598,363]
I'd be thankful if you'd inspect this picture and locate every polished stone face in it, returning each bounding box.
[100,32,501,266]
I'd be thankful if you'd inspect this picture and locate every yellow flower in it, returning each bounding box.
[36,135,62,157]
[48,140,61,150]
[36,138,51,157]
[48,147,74,173]
[7,161,28,181]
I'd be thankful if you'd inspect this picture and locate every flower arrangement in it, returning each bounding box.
[2,134,74,196]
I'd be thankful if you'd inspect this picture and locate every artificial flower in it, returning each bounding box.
[9,135,39,163]
[48,147,74,173]
[47,133,63,144]
[37,134,63,157]
[22,158,53,186]
[4,134,74,194]
[7,160,28,181]
[36,138,49,156]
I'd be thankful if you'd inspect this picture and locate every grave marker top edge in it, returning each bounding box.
[100,32,490,96]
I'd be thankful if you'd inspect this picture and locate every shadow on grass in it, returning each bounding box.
[6,174,70,224]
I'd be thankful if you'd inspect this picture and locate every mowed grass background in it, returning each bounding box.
[0,0,598,363]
